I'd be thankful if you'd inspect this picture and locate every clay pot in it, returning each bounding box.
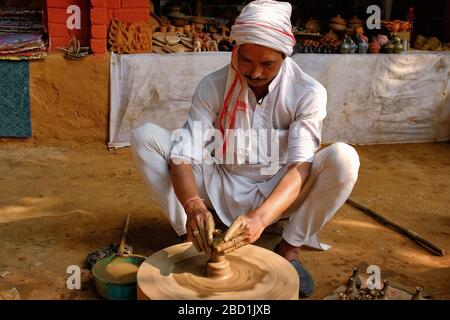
[168,11,189,27]
[376,34,389,46]
[344,27,354,36]
[175,26,184,33]
[358,35,369,43]
[159,26,168,33]
[305,19,322,33]
[394,40,403,53]
[369,41,381,53]
[168,25,176,33]
[349,39,357,53]
[330,14,346,26]
[329,22,346,32]
[323,30,339,41]
[339,41,350,54]
[183,24,191,33]
[383,41,395,53]
[357,40,369,53]
[400,21,410,32]
[348,16,364,26]
[388,21,400,33]
[355,26,364,37]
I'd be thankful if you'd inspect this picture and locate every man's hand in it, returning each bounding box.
[215,214,265,254]
[185,200,215,254]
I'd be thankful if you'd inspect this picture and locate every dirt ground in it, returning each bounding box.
[0,140,448,300]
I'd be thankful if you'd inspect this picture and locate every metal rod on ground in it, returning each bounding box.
[346,198,444,257]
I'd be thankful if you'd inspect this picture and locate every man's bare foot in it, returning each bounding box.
[273,238,314,298]
[274,239,299,261]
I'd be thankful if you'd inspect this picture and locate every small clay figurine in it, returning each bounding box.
[209,39,218,51]
[339,292,348,300]
[345,277,359,300]
[350,267,362,289]
[193,36,202,52]
[380,280,391,297]
[411,287,426,300]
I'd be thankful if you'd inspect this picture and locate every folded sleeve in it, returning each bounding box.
[170,76,220,163]
[287,87,327,164]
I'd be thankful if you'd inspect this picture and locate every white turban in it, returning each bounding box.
[230,0,296,56]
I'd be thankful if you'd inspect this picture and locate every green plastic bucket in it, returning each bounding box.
[92,254,146,300]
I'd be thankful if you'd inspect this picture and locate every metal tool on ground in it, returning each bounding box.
[346,198,444,256]
[91,214,146,300]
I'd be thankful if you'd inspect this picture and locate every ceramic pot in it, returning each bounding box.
[369,41,381,53]
[358,35,369,43]
[305,19,322,33]
[168,12,189,27]
[399,21,410,32]
[348,16,364,25]
[348,39,357,53]
[357,40,369,53]
[355,26,364,37]
[159,26,168,33]
[388,21,400,33]
[323,30,339,41]
[383,41,395,53]
[344,27,354,36]
[394,40,403,53]
[168,25,176,33]
[330,14,346,26]
[329,22,346,32]
[339,41,350,54]
[183,24,191,33]
[376,34,389,46]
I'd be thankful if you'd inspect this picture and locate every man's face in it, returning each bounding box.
[237,44,284,90]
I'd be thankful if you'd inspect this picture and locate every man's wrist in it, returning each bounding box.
[247,208,271,228]
[185,199,207,215]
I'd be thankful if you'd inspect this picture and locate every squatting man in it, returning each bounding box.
[131,0,360,298]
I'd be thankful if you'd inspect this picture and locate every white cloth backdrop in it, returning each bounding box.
[109,52,450,148]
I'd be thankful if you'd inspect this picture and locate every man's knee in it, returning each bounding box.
[327,142,360,182]
[130,123,162,150]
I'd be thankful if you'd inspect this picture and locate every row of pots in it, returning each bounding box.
[305,16,411,35]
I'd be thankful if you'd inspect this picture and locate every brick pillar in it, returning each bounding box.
[46,0,90,51]
[90,0,108,54]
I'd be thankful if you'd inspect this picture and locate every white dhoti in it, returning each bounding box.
[131,123,360,250]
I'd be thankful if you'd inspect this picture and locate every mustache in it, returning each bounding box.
[245,75,266,81]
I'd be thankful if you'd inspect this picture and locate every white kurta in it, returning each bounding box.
[131,57,360,250]
[169,57,327,226]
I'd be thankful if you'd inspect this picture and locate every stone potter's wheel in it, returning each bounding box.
[137,243,299,300]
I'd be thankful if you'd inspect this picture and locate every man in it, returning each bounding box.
[131,0,360,298]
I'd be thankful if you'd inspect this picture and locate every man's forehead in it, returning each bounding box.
[238,44,283,60]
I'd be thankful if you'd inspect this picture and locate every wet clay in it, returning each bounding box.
[137,243,299,300]
[98,261,139,284]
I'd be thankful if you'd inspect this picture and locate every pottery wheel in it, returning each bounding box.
[137,243,299,300]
